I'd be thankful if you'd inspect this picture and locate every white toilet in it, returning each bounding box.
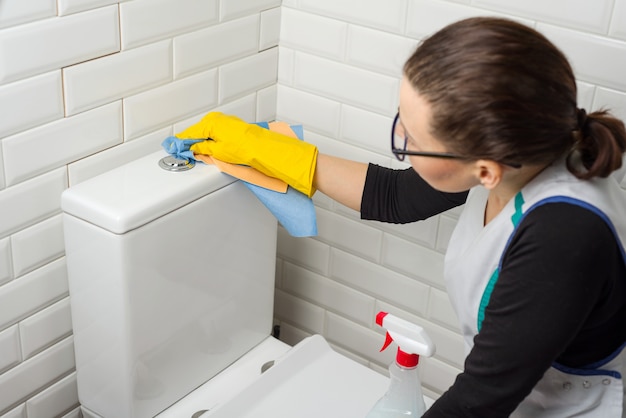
[61,150,412,418]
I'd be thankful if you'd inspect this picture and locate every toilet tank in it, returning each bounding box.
[62,151,278,418]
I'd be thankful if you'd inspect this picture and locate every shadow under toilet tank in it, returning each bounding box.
[62,151,278,418]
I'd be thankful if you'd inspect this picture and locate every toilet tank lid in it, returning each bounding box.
[62,151,237,234]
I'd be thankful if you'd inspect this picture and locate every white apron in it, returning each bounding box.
[444,161,626,417]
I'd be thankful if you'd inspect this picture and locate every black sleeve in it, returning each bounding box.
[360,164,468,223]
[423,203,626,417]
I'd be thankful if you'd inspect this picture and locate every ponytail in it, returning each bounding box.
[567,109,626,179]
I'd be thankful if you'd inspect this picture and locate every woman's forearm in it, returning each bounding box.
[313,154,369,212]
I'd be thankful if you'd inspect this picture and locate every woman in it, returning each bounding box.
[175,17,626,417]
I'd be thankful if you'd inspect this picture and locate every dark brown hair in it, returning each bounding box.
[403,17,626,179]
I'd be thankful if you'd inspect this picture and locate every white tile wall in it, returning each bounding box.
[0,6,120,85]
[0,71,64,138]
[0,2,283,414]
[0,239,11,286]
[19,298,72,360]
[474,0,614,34]
[260,7,281,50]
[0,0,625,413]
[0,0,56,30]
[3,101,123,186]
[0,326,21,374]
[63,40,173,115]
[11,215,64,278]
[123,69,218,140]
[119,0,218,50]
[174,15,259,79]
[0,337,74,413]
[220,0,281,22]
[0,168,67,239]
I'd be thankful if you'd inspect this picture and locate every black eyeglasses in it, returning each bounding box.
[390,113,521,168]
[391,112,466,162]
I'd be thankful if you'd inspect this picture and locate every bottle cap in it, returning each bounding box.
[396,348,419,368]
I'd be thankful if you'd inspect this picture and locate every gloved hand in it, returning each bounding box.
[176,112,318,197]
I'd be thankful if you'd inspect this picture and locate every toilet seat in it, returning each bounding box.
[201,335,390,418]
[156,335,389,418]
[155,336,291,418]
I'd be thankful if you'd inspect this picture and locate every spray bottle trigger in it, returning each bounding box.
[380,331,394,352]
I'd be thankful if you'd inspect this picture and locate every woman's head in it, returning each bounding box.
[402,17,626,179]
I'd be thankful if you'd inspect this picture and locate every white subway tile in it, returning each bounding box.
[0,6,120,85]
[435,214,457,253]
[282,261,375,325]
[120,0,218,50]
[0,258,68,330]
[368,217,440,250]
[276,85,342,138]
[0,325,21,374]
[316,208,383,263]
[68,127,170,186]
[298,0,407,35]
[64,40,173,116]
[382,234,445,289]
[60,407,81,418]
[19,298,72,360]
[347,25,415,77]
[0,168,67,239]
[0,71,63,138]
[0,238,11,285]
[0,145,4,191]
[341,106,393,154]
[611,0,626,40]
[174,15,259,79]
[277,46,295,86]
[331,248,430,316]
[280,8,348,60]
[325,311,395,366]
[277,228,331,276]
[212,93,257,122]
[294,53,399,115]
[406,0,528,40]
[220,0,281,22]
[0,403,26,418]
[0,337,75,413]
[474,0,613,34]
[273,289,325,334]
[303,130,391,168]
[594,87,626,123]
[420,356,459,394]
[260,7,281,51]
[11,215,64,278]
[0,0,56,29]
[428,287,460,332]
[58,0,119,16]
[219,48,278,104]
[538,23,626,92]
[257,85,278,122]
[25,372,77,418]
[123,69,218,140]
[3,102,122,186]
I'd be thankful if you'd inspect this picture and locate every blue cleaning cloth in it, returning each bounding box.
[161,123,317,237]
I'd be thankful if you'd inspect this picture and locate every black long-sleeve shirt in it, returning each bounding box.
[361,164,626,417]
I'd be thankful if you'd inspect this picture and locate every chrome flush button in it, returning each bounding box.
[158,156,194,172]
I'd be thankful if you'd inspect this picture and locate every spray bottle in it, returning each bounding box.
[366,311,436,417]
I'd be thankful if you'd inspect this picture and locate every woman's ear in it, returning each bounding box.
[475,160,503,189]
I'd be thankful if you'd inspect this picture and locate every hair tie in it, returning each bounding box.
[577,108,588,130]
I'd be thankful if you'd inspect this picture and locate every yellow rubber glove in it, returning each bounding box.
[176,112,318,198]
